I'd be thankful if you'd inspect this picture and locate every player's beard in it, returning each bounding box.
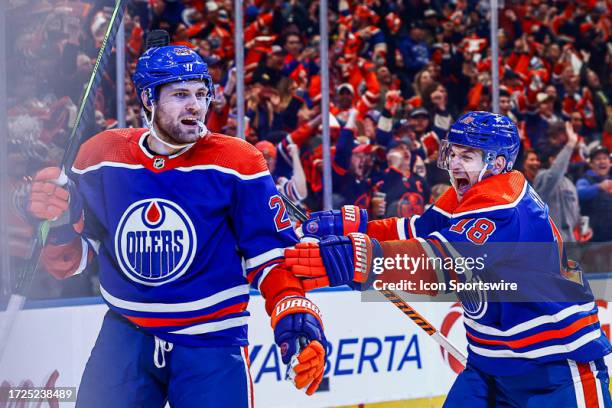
[154,109,204,146]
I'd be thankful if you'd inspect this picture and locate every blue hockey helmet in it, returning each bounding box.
[438,111,520,173]
[132,45,215,106]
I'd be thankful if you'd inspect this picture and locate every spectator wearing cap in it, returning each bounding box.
[331,84,356,125]
[245,46,290,138]
[396,20,431,86]
[374,139,431,219]
[576,146,612,242]
[534,122,581,242]
[407,108,438,160]
[524,92,561,150]
[422,9,441,44]
[252,45,286,88]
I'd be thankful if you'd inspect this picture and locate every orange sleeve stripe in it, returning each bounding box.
[246,259,283,283]
[259,267,305,315]
[366,218,401,241]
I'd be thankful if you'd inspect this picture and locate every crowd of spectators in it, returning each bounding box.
[3,0,611,297]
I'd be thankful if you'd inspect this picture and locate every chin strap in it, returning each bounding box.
[477,163,507,182]
[143,102,209,151]
[477,164,489,182]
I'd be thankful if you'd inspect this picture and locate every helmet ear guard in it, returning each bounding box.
[141,89,154,111]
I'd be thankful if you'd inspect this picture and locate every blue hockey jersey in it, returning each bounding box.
[389,171,611,375]
[70,128,298,347]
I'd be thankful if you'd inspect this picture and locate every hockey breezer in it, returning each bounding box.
[26,31,327,406]
[0,0,129,363]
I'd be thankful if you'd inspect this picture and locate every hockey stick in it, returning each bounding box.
[0,0,129,363]
[279,193,467,367]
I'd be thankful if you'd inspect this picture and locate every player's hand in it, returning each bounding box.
[271,296,326,395]
[285,233,381,291]
[300,205,368,239]
[28,166,84,243]
[28,167,70,221]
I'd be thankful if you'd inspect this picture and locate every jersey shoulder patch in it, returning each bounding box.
[72,128,145,171]
[189,133,269,177]
[431,186,459,217]
[454,171,526,217]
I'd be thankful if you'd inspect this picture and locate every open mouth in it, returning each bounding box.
[180,117,199,127]
[454,175,471,194]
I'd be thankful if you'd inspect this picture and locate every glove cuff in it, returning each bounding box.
[270,296,324,330]
[347,233,382,291]
[347,232,373,284]
[341,205,368,235]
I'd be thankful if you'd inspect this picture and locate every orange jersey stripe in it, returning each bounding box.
[466,314,599,349]
[246,259,282,283]
[577,362,600,407]
[125,302,248,328]
[366,217,401,241]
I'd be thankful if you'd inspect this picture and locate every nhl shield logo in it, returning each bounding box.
[115,199,197,286]
[153,158,165,169]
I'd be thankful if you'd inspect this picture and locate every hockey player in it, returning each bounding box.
[285,112,612,407]
[28,45,326,407]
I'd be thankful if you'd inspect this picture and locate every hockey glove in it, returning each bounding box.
[271,296,327,396]
[28,167,84,244]
[300,205,367,239]
[285,233,382,291]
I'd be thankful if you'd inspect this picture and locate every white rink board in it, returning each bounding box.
[1,280,612,407]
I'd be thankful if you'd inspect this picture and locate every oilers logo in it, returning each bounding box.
[115,199,197,286]
[458,275,488,320]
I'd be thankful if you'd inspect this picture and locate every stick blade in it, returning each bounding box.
[145,30,170,50]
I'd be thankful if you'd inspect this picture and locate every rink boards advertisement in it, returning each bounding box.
[1,277,612,407]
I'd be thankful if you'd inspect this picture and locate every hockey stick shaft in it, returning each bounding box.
[279,194,467,367]
[380,290,467,366]
[0,0,129,363]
